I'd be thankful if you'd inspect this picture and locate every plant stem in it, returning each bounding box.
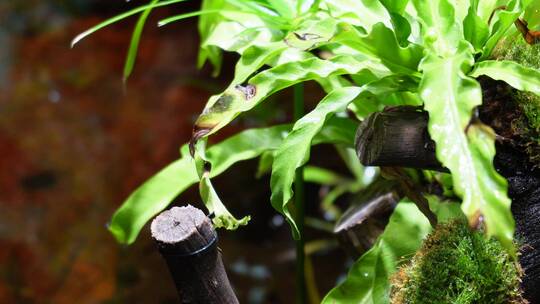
[305,255,321,304]
[294,83,306,304]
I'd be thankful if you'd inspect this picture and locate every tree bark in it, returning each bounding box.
[151,205,239,304]
[494,144,540,303]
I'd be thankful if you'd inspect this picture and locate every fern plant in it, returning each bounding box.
[73,0,540,302]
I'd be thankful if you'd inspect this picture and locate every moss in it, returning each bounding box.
[390,221,525,304]
[514,90,540,132]
[494,37,540,131]
[489,37,540,165]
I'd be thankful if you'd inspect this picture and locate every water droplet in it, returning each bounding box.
[271,214,284,227]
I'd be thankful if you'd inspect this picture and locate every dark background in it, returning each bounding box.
[0,1,350,303]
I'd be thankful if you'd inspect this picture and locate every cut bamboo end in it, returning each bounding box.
[151,205,239,304]
[355,109,445,171]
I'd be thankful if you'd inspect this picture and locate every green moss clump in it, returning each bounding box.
[495,35,540,68]
[390,221,525,304]
[494,37,540,132]
[515,90,540,131]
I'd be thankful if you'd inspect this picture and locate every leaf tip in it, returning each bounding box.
[71,29,92,48]
[70,35,82,48]
[108,222,131,245]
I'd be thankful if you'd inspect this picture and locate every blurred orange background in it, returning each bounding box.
[0,1,347,303]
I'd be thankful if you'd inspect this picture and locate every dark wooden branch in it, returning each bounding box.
[381,167,438,228]
[151,205,239,304]
[334,179,401,258]
[355,109,445,171]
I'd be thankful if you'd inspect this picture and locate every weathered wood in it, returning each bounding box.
[334,179,401,258]
[151,205,239,304]
[355,108,445,171]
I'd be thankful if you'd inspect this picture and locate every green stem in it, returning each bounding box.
[294,83,306,304]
